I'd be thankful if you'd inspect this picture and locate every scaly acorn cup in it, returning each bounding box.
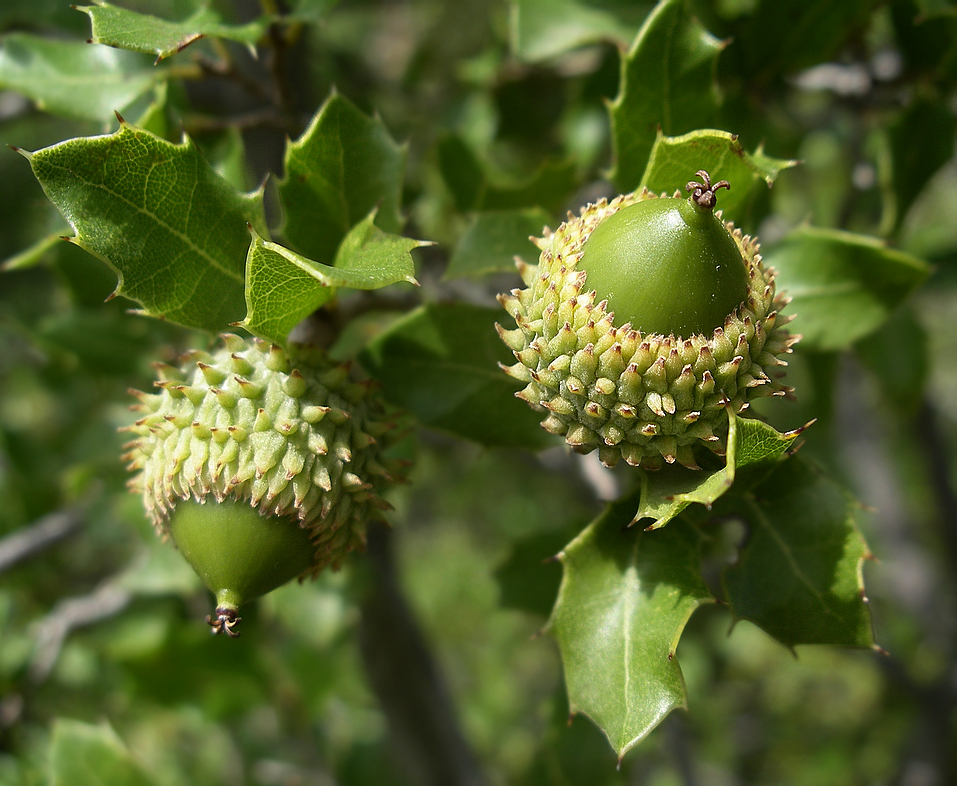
[123,334,402,636]
[497,170,799,471]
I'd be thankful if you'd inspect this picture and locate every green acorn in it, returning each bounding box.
[497,170,799,471]
[123,334,401,636]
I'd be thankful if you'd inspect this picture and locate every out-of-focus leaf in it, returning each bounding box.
[763,226,931,352]
[549,496,713,760]
[48,719,158,786]
[722,456,875,650]
[278,92,406,265]
[24,120,265,333]
[879,99,957,237]
[0,33,162,122]
[359,302,555,449]
[609,0,725,191]
[445,208,551,279]
[854,306,929,416]
[241,216,423,346]
[76,2,269,61]
[640,130,798,226]
[494,528,569,617]
[509,0,648,62]
[438,134,578,213]
[636,413,806,530]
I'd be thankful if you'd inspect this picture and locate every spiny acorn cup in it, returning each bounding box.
[497,170,799,471]
[123,334,403,637]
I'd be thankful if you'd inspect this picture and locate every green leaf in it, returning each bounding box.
[722,456,875,650]
[48,719,158,786]
[241,215,423,346]
[640,130,798,226]
[635,412,806,530]
[277,92,406,265]
[445,208,552,279]
[25,120,264,333]
[358,302,555,449]
[763,226,931,352]
[0,33,162,122]
[609,0,725,191]
[438,134,578,213]
[509,0,648,62]
[549,496,713,760]
[76,1,270,61]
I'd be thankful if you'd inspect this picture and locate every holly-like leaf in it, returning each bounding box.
[241,215,423,346]
[359,302,555,449]
[0,33,162,122]
[549,495,713,761]
[48,719,158,786]
[609,0,725,191]
[641,130,798,226]
[509,0,646,62]
[722,456,875,650]
[23,120,265,333]
[76,1,269,62]
[445,208,552,279]
[635,413,806,530]
[763,226,931,352]
[277,92,406,265]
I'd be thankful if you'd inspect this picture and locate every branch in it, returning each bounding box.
[0,508,83,575]
[356,523,487,786]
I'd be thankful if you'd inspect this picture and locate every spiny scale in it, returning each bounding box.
[497,188,799,470]
[124,334,401,574]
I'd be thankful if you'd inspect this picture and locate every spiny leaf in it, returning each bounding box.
[241,215,423,346]
[763,226,931,352]
[76,1,269,62]
[24,120,265,333]
[641,129,798,227]
[609,0,725,191]
[359,303,555,449]
[722,456,876,650]
[278,92,406,265]
[0,33,162,122]
[549,496,713,761]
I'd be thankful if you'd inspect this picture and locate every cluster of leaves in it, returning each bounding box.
[2,0,956,783]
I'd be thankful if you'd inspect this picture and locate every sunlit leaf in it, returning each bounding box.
[0,33,162,122]
[763,226,931,352]
[76,1,269,61]
[359,302,555,449]
[609,0,724,191]
[278,92,406,265]
[24,120,265,332]
[549,498,713,760]
[241,216,423,346]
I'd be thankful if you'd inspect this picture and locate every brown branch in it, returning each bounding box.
[0,508,83,575]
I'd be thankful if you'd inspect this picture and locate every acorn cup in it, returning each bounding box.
[123,334,403,636]
[497,170,799,471]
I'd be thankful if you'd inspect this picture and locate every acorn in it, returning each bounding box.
[497,170,798,470]
[123,334,401,636]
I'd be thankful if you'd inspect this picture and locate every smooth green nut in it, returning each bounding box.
[124,334,401,636]
[497,170,799,471]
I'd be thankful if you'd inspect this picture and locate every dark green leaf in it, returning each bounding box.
[48,719,158,786]
[549,496,713,760]
[764,226,931,352]
[0,33,162,122]
[609,0,725,191]
[509,0,648,62]
[641,130,798,226]
[25,121,265,332]
[494,528,569,617]
[723,456,875,649]
[358,302,555,449]
[242,216,422,345]
[445,208,552,279]
[76,2,269,61]
[278,92,406,264]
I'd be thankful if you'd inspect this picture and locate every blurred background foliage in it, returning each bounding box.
[1,0,956,784]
